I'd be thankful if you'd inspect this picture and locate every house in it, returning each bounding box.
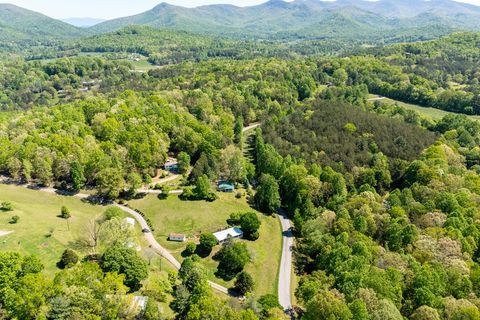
[169,233,187,242]
[164,157,179,173]
[217,181,235,193]
[213,227,243,243]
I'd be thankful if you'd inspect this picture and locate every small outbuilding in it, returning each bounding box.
[169,233,187,242]
[164,157,179,173]
[213,227,243,243]
[217,181,235,193]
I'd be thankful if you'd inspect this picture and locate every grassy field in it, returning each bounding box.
[0,184,153,274]
[128,193,282,296]
[369,94,480,121]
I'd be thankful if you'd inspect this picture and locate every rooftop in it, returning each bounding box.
[213,227,243,242]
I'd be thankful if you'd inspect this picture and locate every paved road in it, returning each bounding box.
[278,209,294,310]
[0,178,230,295]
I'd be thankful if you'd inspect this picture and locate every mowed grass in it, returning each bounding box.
[0,184,109,273]
[369,94,480,121]
[128,193,282,296]
[0,183,151,275]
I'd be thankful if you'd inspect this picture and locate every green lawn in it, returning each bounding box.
[0,184,148,274]
[369,94,480,121]
[128,193,282,296]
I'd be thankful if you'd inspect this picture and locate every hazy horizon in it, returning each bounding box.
[2,0,480,20]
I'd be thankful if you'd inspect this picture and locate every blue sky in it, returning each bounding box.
[4,0,480,19]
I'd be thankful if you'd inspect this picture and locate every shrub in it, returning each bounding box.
[214,241,250,280]
[234,271,254,296]
[58,249,79,269]
[1,201,13,211]
[184,242,197,256]
[198,233,217,256]
[60,206,71,219]
[104,207,123,220]
[240,212,261,240]
[10,215,19,224]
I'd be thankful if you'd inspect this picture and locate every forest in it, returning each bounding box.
[1,13,480,320]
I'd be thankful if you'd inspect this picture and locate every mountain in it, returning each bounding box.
[0,4,86,40]
[90,0,480,40]
[62,17,106,28]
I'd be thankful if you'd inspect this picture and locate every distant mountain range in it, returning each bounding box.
[62,17,106,28]
[0,3,86,41]
[89,0,480,39]
[1,0,480,43]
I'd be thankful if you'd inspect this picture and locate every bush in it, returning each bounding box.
[9,215,19,224]
[227,212,242,226]
[214,241,250,280]
[100,245,148,291]
[234,271,254,296]
[103,207,123,220]
[60,206,71,219]
[198,233,217,256]
[184,242,197,256]
[240,212,261,240]
[58,249,79,269]
[1,201,13,211]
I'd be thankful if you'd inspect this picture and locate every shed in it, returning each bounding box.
[164,157,179,173]
[217,181,235,193]
[213,227,243,243]
[169,233,187,242]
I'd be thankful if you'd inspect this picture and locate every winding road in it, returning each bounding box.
[0,177,229,295]
[1,121,293,304]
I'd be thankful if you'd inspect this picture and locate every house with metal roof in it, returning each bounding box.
[213,227,243,243]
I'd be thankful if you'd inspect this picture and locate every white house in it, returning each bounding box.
[169,233,187,242]
[213,227,243,243]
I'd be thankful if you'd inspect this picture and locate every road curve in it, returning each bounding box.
[278,209,294,310]
[0,178,230,295]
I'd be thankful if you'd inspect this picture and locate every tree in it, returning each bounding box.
[60,206,71,230]
[100,245,148,291]
[177,152,191,175]
[126,172,142,197]
[220,145,247,183]
[198,233,217,256]
[58,249,79,269]
[240,212,261,240]
[103,207,123,221]
[303,289,352,320]
[60,206,71,219]
[70,160,86,191]
[255,174,281,214]
[214,241,250,280]
[96,167,125,199]
[184,242,197,256]
[193,175,216,201]
[234,271,254,296]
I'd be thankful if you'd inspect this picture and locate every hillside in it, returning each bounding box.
[90,0,480,41]
[0,4,86,40]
